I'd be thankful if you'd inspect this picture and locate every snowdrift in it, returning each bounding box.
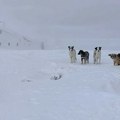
[0,50,120,120]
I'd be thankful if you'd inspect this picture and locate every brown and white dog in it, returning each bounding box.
[108,53,120,65]
[93,47,102,64]
[68,46,77,63]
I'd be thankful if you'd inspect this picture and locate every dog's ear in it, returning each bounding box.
[72,46,74,49]
[95,47,97,50]
[78,50,81,55]
[68,46,70,49]
[117,53,120,58]
[99,47,102,50]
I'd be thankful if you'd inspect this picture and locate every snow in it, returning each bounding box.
[0,0,120,119]
[0,49,120,120]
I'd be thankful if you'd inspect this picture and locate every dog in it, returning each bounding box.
[108,53,120,65]
[78,50,89,64]
[68,46,77,63]
[93,47,102,64]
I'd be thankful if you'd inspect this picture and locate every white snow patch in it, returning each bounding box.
[0,50,120,120]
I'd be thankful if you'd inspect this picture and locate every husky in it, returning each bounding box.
[68,46,77,63]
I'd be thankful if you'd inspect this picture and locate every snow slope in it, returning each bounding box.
[0,50,120,120]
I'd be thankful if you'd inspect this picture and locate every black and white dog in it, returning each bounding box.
[78,50,89,64]
[93,47,102,64]
[68,46,77,63]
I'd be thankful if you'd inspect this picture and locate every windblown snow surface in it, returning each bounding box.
[0,50,120,120]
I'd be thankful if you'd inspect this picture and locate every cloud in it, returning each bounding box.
[0,0,120,40]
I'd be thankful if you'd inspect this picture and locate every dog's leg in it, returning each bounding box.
[83,59,85,64]
[94,58,95,64]
[70,56,73,63]
[73,56,76,63]
[72,57,74,63]
[99,57,101,63]
[96,58,98,64]
[87,57,89,64]
[70,57,72,63]
[87,58,89,64]
[84,59,86,64]
[98,57,101,64]
[81,58,83,64]
[94,57,96,64]
[99,52,101,63]
[114,60,116,66]
[97,57,100,64]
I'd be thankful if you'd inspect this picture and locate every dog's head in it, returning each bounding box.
[68,46,74,51]
[78,50,84,55]
[95,47,102,52]
[108,54,117,59]
[117,53,120,58]
[95,47,102,51]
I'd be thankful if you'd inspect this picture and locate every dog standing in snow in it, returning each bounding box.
[68,46,77,63]
[78,50,89,64]
[93,47,102,64]
[108,53,120,65]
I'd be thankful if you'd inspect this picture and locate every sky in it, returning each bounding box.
[0,0,120,49]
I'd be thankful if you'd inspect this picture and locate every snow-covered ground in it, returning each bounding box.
[0,49,120,120]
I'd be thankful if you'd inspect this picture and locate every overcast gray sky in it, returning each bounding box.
[0,0,120,46]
